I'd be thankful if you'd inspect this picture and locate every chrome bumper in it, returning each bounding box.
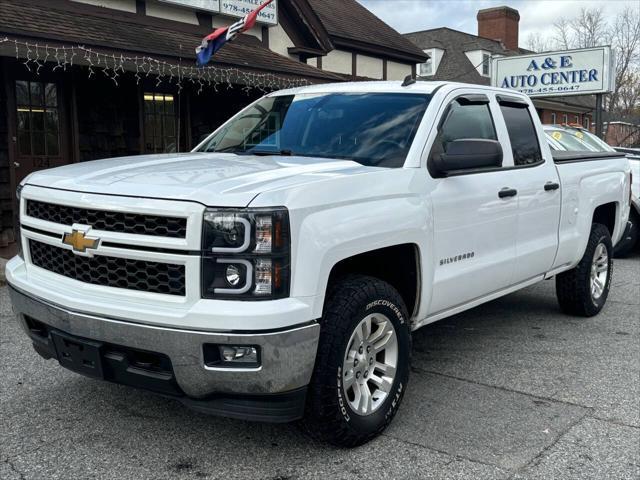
[8,284,320,397]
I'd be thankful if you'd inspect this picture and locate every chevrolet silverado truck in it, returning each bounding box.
[6,81,632,447]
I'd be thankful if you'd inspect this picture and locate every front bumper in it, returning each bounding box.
[8,284,320,421]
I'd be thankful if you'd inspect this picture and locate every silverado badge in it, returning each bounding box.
[62,227,99,254]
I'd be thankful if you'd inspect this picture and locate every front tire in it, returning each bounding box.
[303,275,411,447]
[556,223,613,317]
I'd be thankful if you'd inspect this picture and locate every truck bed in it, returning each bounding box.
[552,151,627,163]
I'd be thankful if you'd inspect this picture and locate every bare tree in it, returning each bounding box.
[541,7,639,118]
[553,17,572,50]
[609,6,640,117]
[525,32,554,53]
[571,8,608,48]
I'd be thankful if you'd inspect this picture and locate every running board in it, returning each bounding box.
[412,275,545,331]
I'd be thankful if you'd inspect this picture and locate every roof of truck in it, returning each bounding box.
[274,80,529,97]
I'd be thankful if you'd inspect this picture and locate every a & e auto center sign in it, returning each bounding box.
[491,46,615,97]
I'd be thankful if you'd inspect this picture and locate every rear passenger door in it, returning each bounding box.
[497,96,562,282]
[426,90,521,315]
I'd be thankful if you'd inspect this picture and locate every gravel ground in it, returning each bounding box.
[1,253,638,479]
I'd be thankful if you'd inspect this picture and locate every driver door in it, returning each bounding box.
[427,91,520,315]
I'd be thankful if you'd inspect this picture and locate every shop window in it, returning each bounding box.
[16,80,60,156]
[551,112,557,124]
[562,113,568,124]
[144,93,177,153]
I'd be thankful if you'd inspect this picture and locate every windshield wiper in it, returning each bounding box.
[247,149,294,157]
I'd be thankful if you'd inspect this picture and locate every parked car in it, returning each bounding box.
[544,124,615,153]
[6,81,632,447]
[543,125,638,256]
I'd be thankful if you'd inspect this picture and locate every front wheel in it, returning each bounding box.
[556,223,613,317]
[303,275,411,447]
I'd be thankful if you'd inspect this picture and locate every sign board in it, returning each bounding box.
[221,0,278,25]
[491,46,615,97]
[159,0,278,25]
[159,0,219,13]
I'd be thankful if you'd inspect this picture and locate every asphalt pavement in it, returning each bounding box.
[1,253,639,479]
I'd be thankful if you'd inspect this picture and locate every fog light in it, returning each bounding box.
[219,345,259,364]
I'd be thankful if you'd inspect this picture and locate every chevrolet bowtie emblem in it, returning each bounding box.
[62,229,99,253]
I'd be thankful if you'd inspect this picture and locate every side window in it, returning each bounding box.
[438,100,497,154]
[500,104,542,166]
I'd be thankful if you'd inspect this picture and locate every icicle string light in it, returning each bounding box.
[1,37,312,94]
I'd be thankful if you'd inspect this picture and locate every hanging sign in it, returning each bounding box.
[159,1,220,13]
[220,0,278,25]
[159,0,278,25]
[491,46,615,97]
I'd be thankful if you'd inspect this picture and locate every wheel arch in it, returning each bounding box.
[323,244,422,319]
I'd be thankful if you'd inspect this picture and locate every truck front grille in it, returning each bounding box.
[29,239,186,296]
[26,200,187,238]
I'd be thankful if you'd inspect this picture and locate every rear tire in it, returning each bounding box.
[302,275,411,447]
[556,223,613,317]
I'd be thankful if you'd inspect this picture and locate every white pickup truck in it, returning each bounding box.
[6,81,632,447]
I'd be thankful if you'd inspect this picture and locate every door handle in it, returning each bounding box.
[498,188,518,198]
[13,161,20,167]
[544,182,560,191]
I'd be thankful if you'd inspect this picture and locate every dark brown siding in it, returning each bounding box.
[0,59,13,248]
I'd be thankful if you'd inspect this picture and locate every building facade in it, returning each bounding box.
[404,6,595,130]
[0,0,426,254]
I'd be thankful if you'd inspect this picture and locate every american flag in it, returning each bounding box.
[196,0,274,66]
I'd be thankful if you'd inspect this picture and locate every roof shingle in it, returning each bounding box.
[0,0,340,82]
[306,0,427,62]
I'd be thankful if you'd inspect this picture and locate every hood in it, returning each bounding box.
[25,153,374,206]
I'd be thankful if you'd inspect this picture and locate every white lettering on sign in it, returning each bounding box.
[491,47,615,97]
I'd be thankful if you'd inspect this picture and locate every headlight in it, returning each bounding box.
[201,208,290,300]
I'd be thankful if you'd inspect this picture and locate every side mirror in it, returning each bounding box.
[431,139,503,176]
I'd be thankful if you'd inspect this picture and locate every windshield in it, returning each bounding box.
[572,129,616,152]
[198,92,431,168]
[546,128,597,152]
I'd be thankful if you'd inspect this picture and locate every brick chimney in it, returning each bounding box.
[477,6,520,51]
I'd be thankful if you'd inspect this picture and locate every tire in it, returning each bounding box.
[614,211,638,258]
[302,275,411,447]
[556,223,613,317]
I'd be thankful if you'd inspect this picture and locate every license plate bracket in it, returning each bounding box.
[50,330,104,379]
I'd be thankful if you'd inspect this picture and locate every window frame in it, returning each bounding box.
[550,112,557,124]
[15,80,61,159]
[417,49,437,77]
[143,92,178,154]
